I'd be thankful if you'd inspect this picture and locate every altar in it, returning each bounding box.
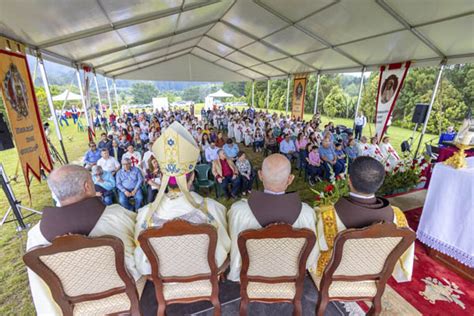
[418,157,474,280]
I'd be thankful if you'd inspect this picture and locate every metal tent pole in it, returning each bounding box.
[251,80,255,108]
[266,79,270,109]
[93,72,102,111]
[104,77,113,111]
[414,63,445,158]
[37,53,69,163]
[75,66,92,129]
[354,67,366,121]
[113,78,119,109]
[285,75,291,114]
[313,73,320,114]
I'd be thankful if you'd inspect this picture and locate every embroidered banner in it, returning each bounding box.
[291,74,308,120]
[0,37,53,188]
[375,61,411,142]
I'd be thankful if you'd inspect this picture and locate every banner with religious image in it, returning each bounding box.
[291,74,308,120]
[375,61,411,142]
[0,37,53,188]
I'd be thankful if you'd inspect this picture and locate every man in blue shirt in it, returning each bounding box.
[84,142,101,170]
[438,126,456,147]
[279,134,298,162]
[91,165,115,205]
[319,139,344,180]
[223,138,239,160]
[115,158,144,211]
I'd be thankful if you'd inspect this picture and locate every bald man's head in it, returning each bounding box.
[48,165,96,206]
[259,154,295,193]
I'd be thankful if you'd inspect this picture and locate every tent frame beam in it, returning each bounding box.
[77,19,218,62]
[253,0,363,66]
[95,34,203,69]
[205,34,288,75]
[190,53,253,81]
[195,43,270,79]
[37,0,221,48]
[375,0,445,58]
[354,67,366,122]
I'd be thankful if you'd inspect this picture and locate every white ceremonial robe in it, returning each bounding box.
[134,192,230,276]
[367,144,385,161]
[26,205,138,316]
[227,122,235,138]
[243,125,254,146]
[227,199,318,282]
[380,142,400,169]
[315,208,415,283]
[234,123,243,143]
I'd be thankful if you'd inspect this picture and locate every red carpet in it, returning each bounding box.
[358,208,473,315]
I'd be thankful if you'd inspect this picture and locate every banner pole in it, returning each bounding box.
[313,72,320,114]
[104,77,113,112]
[414,63,445,158]
[251,80,255,108]
[93,71,102,111]
[266,79,270,109]
[354,66,365,122]
[285,75,290,114]
[113,78,119,109]
[37,52,69,163]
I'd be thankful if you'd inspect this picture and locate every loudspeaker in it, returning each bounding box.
[412,103,429,124]
[0,113,14,151]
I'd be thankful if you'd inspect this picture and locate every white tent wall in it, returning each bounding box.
[0,0,472,82]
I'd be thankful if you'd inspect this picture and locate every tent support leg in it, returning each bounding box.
[104,77,113,112]
[251,80,255,108]
[266,79,270,109]
[37,52,69,163]
[113,79,119,109]
[93,72,102,111]
[76,66,93,138]
[414,63,445,159]
[354,67,365,125]
[285,75,290,114]
[313,73,320,115]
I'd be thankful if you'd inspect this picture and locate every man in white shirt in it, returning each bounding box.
[354,111,367,140]
[122,144,142,167]
[97,148,120,174]
[205,141,219,163]
[227,154,317,281]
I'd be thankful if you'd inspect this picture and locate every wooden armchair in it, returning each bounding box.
[311,222,415,316]
[138,220,225,316]
[23,234,143,316]
[238,223,316,316]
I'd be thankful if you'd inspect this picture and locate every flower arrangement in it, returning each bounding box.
[311,160,350,207]
[377,154,430,196]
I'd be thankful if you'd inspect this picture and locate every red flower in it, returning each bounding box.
[324,184,335,193]
[315,195,321,201]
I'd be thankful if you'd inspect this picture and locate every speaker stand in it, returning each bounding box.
[0,164,41,231]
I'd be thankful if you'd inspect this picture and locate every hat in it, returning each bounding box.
[145,122,200,223]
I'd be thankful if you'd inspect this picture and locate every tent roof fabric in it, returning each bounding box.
[52,90,83,101]
[1,0,473,81]
[207,89,234,97]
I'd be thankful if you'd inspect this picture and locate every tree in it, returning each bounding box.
[130,82,159,104]
[323,86,347,118]
[359,73,379,122]
[222,81,245,97]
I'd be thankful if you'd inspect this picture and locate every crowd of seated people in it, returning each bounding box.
[81,106,402,209]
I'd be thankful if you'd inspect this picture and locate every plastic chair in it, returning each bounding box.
[194,164,217,198]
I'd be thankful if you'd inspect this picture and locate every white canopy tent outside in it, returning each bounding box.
[52,90,83,102]
[0,0,472,82]
[208,89,234,98]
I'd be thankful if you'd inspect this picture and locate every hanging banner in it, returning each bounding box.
[375,61,411,142]
[291,74,308,120]
[0,37,53,188]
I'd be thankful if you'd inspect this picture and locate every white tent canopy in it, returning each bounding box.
[1,0,473,81]
[52,90,83,101]
[208,89,234,98]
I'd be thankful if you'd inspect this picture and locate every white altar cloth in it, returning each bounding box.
[418,157,474,267]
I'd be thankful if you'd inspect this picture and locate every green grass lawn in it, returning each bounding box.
[0,107,435,314]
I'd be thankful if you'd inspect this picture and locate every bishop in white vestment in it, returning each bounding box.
[134,122,230,275]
